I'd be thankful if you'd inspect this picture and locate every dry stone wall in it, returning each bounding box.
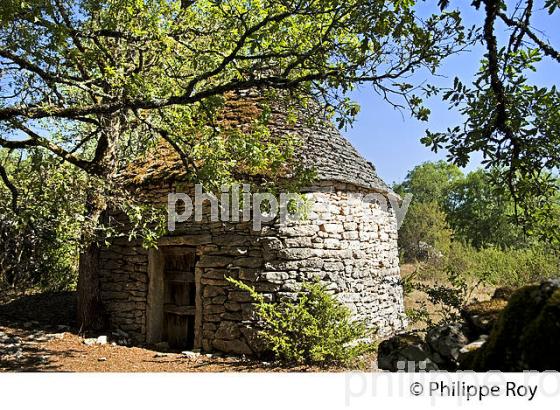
[98,240,149,342]
[98,181,407,354]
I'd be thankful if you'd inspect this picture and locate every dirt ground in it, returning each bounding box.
[0,291,352,372]
[0,324,337,372]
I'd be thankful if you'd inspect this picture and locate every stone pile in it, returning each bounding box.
[0,324,65,365]
[378,279,560,372]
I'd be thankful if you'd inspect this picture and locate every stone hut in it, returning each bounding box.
[98,91,407,354]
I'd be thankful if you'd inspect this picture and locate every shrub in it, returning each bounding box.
[402,268,475,328]
[0,215,78,291]
[413,241,559,287]
[403,242,559,328]
[398,201,453,261]
[0,151,85,291]
[479,246,559,286]
[226,277,374,366]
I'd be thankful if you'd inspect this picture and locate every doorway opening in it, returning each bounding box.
[162,247,197,349]
[147,244,200,351]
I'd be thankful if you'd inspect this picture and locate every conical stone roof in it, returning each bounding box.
[123,89,391,194]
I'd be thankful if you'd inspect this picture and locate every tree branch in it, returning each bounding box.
[0,73,331,121]
[481,0,521,215]
[498,10,560,63]
[8,122,94,172]
[0,163,18,213]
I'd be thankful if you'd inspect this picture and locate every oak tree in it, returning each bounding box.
[0,0,465,327]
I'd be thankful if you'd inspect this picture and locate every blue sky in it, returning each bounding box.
[344,4,559,186]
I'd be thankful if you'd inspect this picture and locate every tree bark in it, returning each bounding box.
[77,241,104,330]
[76,114,120,330]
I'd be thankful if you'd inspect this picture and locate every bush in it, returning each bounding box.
[227,277,374,366]
[398,201,453,261]
[446,243,559,287]
[413,241,559,287]
[402,268,474,328]
[0,215,78,291]
[482,246,558,286]
[403,242,559,330]
[0,151,85,291]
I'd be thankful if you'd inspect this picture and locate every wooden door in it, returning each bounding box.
[162,247,197,350]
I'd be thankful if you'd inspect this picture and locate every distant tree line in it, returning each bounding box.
[395,161,559,286]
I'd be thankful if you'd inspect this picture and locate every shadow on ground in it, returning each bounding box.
[0,291,81,371]
[0,291,77,327]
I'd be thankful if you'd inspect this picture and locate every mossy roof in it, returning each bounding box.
[122,89,391,194]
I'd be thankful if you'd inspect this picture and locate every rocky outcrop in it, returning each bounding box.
[379,279,560,372]
[492,286,516,301]
[377,333,438,371]
[378,323,471,371]
[425,323,469,368]
[461,298,507,338]
[460,279,560,371]
[378,279,560,371]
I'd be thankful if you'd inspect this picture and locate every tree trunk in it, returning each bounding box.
[76,190,110,331]
[76,114,120,331]
[77,241,104,330]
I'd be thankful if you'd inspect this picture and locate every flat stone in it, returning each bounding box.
[154,352,170,358]
[278,225,318,237]
[228,291,253,303]
[215,322,241,340]
[319,223,343,234]
[234,257,264,268]
[261,271,289,282]
[204,269,228,280]
[159,234,212,246]
[212,338,252,355]
[459,339,487,355]
[181,351,200,359]
[198,255,233,268]
[203,286,226,298]
[205,304,226,314]
[97,335,108,345]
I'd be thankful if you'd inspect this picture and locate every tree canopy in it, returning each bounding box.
[2,1,558,221]
[0,0,466,202]
[394,160,463,204]
[1,0,559,308]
